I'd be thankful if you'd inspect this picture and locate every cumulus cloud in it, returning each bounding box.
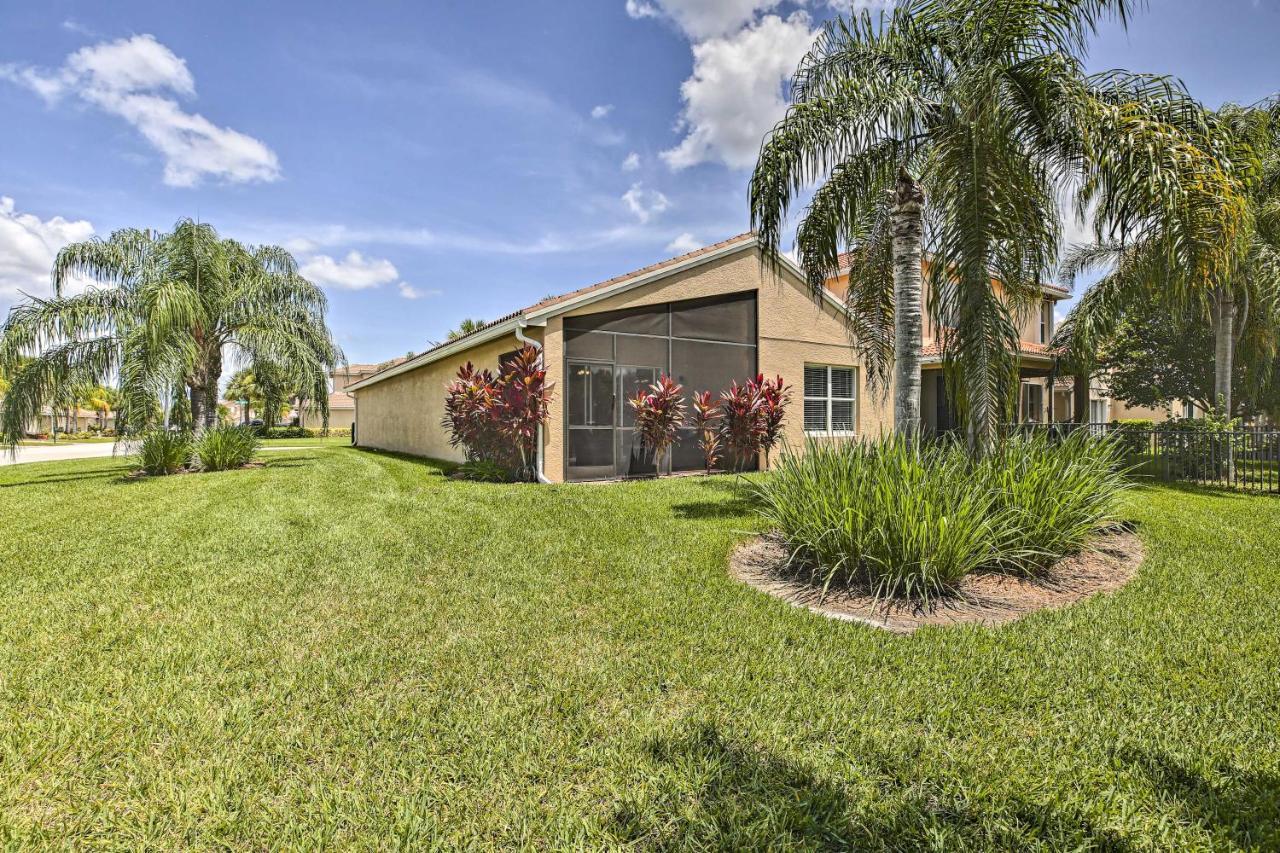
[625,0,785,39]
[661,12,816,170]
[621,151,642,171]
[299,251,399,291]
[621,182,671,223]
[1,34,280,187]
[665,232,703,254]
[590,103,614,119]
[0,197,95,299]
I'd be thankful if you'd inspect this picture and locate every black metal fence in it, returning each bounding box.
[1000,422,1280,494]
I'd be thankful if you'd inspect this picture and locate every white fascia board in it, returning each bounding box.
[522,235,759,323]
[346,317,523,392]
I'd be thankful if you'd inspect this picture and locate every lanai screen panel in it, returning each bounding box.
[564,291,757,481]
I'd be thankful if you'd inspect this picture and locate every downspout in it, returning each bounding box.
[515,319,551,484]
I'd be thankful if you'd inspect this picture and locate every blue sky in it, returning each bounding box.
[1,1,1277,364]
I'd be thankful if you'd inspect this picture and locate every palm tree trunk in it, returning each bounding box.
[1073,373,1090,424]
[891,167,925,435]
[1212,287,1234,416]
[189,387,204,431]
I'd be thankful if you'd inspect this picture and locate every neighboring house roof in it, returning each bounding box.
[347,233,805,392]
[832,251,1071,299]
[920,338,1055,362]
[328,391,354,410]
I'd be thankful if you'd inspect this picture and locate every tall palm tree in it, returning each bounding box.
[0,220,342,444]
[751,0,1236,443]
[1057,97,1275,416]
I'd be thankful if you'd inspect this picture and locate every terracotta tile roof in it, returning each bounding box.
[328,391,355,409]
[832,251,1070,297]
[921,338,1055,359]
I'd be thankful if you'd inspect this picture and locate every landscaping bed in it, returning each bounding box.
[731,528,1144,632]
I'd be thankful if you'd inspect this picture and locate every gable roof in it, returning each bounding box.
[348,233,811,392]
[832,252,1071,299]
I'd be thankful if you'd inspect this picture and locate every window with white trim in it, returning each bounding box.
[804,365,857,435]
[1039,300,1053,344]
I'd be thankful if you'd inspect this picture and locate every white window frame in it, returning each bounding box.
[804,364,858,437]
[1039,300,1053,344]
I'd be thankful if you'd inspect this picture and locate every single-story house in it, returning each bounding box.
[349,233,900,481]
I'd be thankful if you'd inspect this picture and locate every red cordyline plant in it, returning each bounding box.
[717,374,790,471]
[691,390,723,474]
[628,373,687,476]
[756,374,791,468]
[441,345,554,481]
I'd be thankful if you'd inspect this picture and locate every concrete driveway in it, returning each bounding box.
[1,442,315,466]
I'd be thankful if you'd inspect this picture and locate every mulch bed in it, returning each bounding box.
[730,529,1144,633]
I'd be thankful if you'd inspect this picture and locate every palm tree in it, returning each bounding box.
[1057,96,1275,417]
[446,318,486,341]
[751,0,1235,443]
[226,368,263,424]
[0,220,342,444]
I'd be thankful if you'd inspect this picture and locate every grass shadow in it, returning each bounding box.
[0,468,126,489]
[1120,749,1280,849]
[670,499,758,520]
[611,720,1134,850]
[351,446,457,476]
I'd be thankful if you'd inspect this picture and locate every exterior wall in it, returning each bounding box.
[353,332,532,460]
[542,247,891,482]
[301,408,355,431]
[828,265,1062,348]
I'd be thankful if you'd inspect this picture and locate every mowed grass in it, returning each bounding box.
[0,447,1276,849]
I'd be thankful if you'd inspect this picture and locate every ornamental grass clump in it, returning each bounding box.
[751,435,998,600]
[138,430,193,476]
[979,431,1130,575]
[193,425,261,472]
[751,432,1129,600]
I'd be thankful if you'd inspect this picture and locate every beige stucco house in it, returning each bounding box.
[348,233,1081,482]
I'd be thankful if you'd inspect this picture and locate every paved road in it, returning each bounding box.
[0,442,317,466]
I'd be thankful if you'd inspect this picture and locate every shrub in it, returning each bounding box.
[980,432,1129,575]
[256,426,312,439]
[138,430,193,476]
[691,391,723,474]
[456,459,512,482]
[442,345,554,481]
[1154,413,1241,480]
[628,374,687,475]
[715,374,791,471]
[751,433,1130,599]
[194,425,261,472]
[1111,419,1153,460]
[751,436,997,600]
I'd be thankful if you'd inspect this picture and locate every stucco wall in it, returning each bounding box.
[353,332,531,461]
[301,409,355,431]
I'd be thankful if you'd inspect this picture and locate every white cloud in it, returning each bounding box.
[1,34,280,187]
[626,0,785,39]
[666,232,702,254]
[299,251,399,291]
[621,151,642,171]
[661,12,816,171]
[621,182,671,223]
[590,103,614,119]
[397,282,442,300]
[0,197,95,299]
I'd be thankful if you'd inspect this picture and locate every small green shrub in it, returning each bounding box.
[1111,419,1153,460]
[194,426,261,472]
[456,459,512,482]
[138,430,193,476]
[255,426,313,439]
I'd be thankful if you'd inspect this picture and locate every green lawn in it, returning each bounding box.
[0,448,1275,849]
